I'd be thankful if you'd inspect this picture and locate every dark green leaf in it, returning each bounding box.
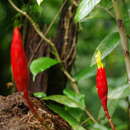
[48,104,86,130]
[63,89,85,109]
[74,65,96,81]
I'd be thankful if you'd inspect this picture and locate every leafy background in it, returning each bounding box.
[0,0,130,129]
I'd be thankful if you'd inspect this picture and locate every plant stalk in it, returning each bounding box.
[112,0,130,129]
[112,0,130,83]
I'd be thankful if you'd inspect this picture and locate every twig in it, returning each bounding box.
[108,118,116,130]
[85,109,97,123]
[44,0,67,35]
[28,0,67,65]
[63,69,80,93]
[97,5,114,18]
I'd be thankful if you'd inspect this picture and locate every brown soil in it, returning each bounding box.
[0,92,71,130]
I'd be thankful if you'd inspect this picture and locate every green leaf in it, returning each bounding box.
[48,104,86,130]
[98,99,119,120]
[91,32,120,66]
[43,95,85,110]
[63,89,85,109]
[91,123,108,130]
[36,0,44,5]
[30,57,59,80]
[98,84,130,119]
[74,65,96,81]
[100,0,112,8]
[119,1,130,35]
[33,92,47,98]
[108,84,130,99]
[65,107,84,123]
[75,0,102,22]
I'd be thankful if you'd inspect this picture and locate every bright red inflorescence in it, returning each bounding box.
[96,67,110,119]
[11,27,29,97]
[10,27,41,120]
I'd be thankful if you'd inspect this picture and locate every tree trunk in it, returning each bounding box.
[24,0,79,95]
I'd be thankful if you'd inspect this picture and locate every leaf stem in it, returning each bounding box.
[108,118,116,130]
[97,5,114,18]
[85,109,97,123]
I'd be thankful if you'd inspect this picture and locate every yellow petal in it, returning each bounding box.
[95,50,104,68]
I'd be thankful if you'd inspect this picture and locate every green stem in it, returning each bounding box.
[85,109,97,123]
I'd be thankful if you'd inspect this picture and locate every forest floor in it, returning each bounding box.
[0,92,71,130]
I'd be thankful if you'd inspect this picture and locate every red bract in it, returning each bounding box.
[11,27,29,96]
[95,51,115,130]
[95,51,110,119]
[11,27,42,122]
[96,67,110,119]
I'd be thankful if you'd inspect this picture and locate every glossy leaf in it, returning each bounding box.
[74,65,96,81]
[75,0,101,22]
[30,57,59,80]
[91,32,120,66]
[33,92,47,98]
[43,95,85,110]
[48,104,86,130]
[63,89,85,109]
[108,84,130,99]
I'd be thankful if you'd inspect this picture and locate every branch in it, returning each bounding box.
[97,5,114,18]
[111,0,130,129]
[112,0,130,83]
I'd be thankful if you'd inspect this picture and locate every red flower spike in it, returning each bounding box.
[95,51,110,119]
[95,51,117,130]
[11,27,42,122]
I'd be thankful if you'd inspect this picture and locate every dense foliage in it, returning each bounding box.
[0,0,130,129]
